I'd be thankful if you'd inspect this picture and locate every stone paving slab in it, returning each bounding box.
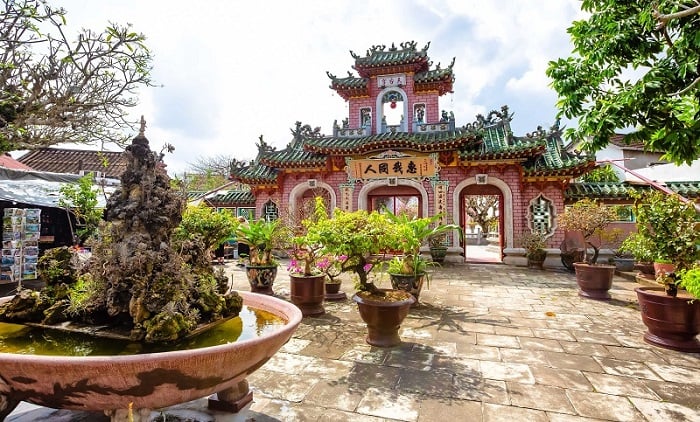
[8,261,700,421]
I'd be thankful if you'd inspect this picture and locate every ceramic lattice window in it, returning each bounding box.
[528,194,555,237]
[262,201,279,222]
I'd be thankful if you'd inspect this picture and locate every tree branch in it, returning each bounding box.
[654,3,700,28]
[669,76,700,96]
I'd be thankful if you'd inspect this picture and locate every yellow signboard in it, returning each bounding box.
[348,155,437,180]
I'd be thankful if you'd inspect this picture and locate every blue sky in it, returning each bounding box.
[48,0,586,175]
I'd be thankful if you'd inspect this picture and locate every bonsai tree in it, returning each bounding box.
[619,231,655,264]
[303,198,399,294]
[558,198,618,264]
[632,191,700,271]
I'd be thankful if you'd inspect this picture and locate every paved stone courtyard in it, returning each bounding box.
[7,261,700,421]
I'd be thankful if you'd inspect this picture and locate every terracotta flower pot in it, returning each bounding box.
[324,282,347,301]
[289,274,325,317]
[245,265,277,295]
[353,289,415,347]
[653,262,676,278]
[635,287,700,352]
[573,262,615,300]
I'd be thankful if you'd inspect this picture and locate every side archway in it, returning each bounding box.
[288,181,337,219]
[453,177,514,249]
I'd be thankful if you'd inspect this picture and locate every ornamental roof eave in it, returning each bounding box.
[351,42,431,78]
[566,181,700,201]
[203,190,256,207]
[259,148,328,169]
[302,129,479,155]
[459,140,547,162]
[523,158,596,180]
[326,72,369,100]
[229,163,278,185]
[414,67,455,95]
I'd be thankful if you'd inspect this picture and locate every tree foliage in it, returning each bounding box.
[0,0,154,152]
[579,164,620,183]
[58,173,102,244]
[547,1,700,165]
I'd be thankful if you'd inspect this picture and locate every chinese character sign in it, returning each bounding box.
[377,73,406,88]
[348,156,437,180]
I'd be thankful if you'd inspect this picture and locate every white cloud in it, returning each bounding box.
[48,0,584,175]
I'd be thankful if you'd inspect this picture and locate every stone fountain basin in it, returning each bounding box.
[0,291,302,413]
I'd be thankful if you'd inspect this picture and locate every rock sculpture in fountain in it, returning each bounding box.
[0,117,242,342]
[0,119,303,421]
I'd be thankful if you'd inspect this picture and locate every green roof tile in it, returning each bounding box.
[565,182,700,200]
[304,127,479,155]
[204,190,256,206]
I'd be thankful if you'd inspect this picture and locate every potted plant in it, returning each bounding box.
[517,230,548,269]
[287,243,326,317]
[235,218,282,295]
[285,204,329,316]
[618,231,655,278]
[428,233,448,263]
[632,191,700,277]
[317,254,347,301]
[384,212,460,304]
[558,198,618,299]
[303,198,413,347]
[635,266,700,352]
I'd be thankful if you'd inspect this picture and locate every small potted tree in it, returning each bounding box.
[618,231,655,279]
[558,198,618,299]
[303,199,413,347]
[631,191,700,352]
[285,202,328,316]
[235,218,282,295]
[632,191,700,277]
[517,230,547,269]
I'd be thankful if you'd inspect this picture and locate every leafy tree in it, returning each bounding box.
[547,1,700,165]
[58,173,102,244]
[465,195,498,235]
[579,164,621,183]
[0,0,154,152]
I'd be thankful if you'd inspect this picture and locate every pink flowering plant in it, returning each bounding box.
[316,254,347,283]
[287,242,323,277]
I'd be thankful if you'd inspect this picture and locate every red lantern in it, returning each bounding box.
[390,101,397,109]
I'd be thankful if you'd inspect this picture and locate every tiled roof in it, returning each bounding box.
[260,148,327,169]
[609,133,646,150]
[303,128,479,155]
[0,154,33,171]
[17,148,127,179]
[351,41,431,77]
[565,181,700,200]
[231,162,278,185]
[203,190,256,207]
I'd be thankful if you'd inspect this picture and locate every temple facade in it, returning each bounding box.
[227,41,597,264]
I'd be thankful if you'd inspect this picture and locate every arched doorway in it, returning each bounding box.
[460,184,504,263]
[288,181,336,226]
[368,185,421,217]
